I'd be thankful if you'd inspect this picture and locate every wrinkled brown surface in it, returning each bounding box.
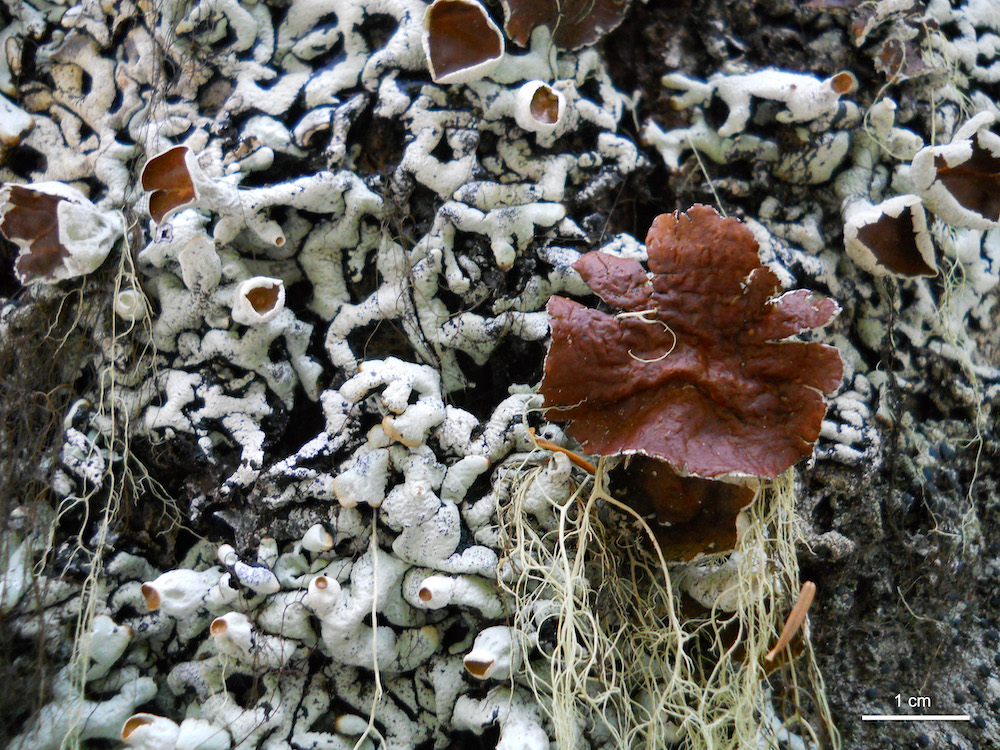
[502,0,631,50]
[1,186,67,283]
[856,204,936,277]
[540,205,843,479]
[935,132,1000,223]
[609,455,755,559]
[425,0,503,79]
[141,146,197,223]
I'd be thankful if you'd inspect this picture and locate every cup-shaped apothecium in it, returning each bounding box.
[0,182,121,284]
[843,195,937,278]
[140,146,203,224]
[114,286,150,321]
[911,111,1000,230]
[121,713,181,749]
[304,574,342,617]
[300,523,334,552]
[141,568,223,617]
[464,625,518,680]
[231,276,285,325]
[423,0,505,84]
[514,81,566,136]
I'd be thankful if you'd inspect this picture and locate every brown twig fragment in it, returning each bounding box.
[528,427,596,474]
[765,580,817,662]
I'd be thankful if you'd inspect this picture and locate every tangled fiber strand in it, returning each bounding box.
[48,223,176,750]
[497,457,839,749]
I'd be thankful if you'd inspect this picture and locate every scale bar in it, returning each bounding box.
[862,715,970,722]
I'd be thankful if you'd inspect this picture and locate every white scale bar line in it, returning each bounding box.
[862,715,971,722]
